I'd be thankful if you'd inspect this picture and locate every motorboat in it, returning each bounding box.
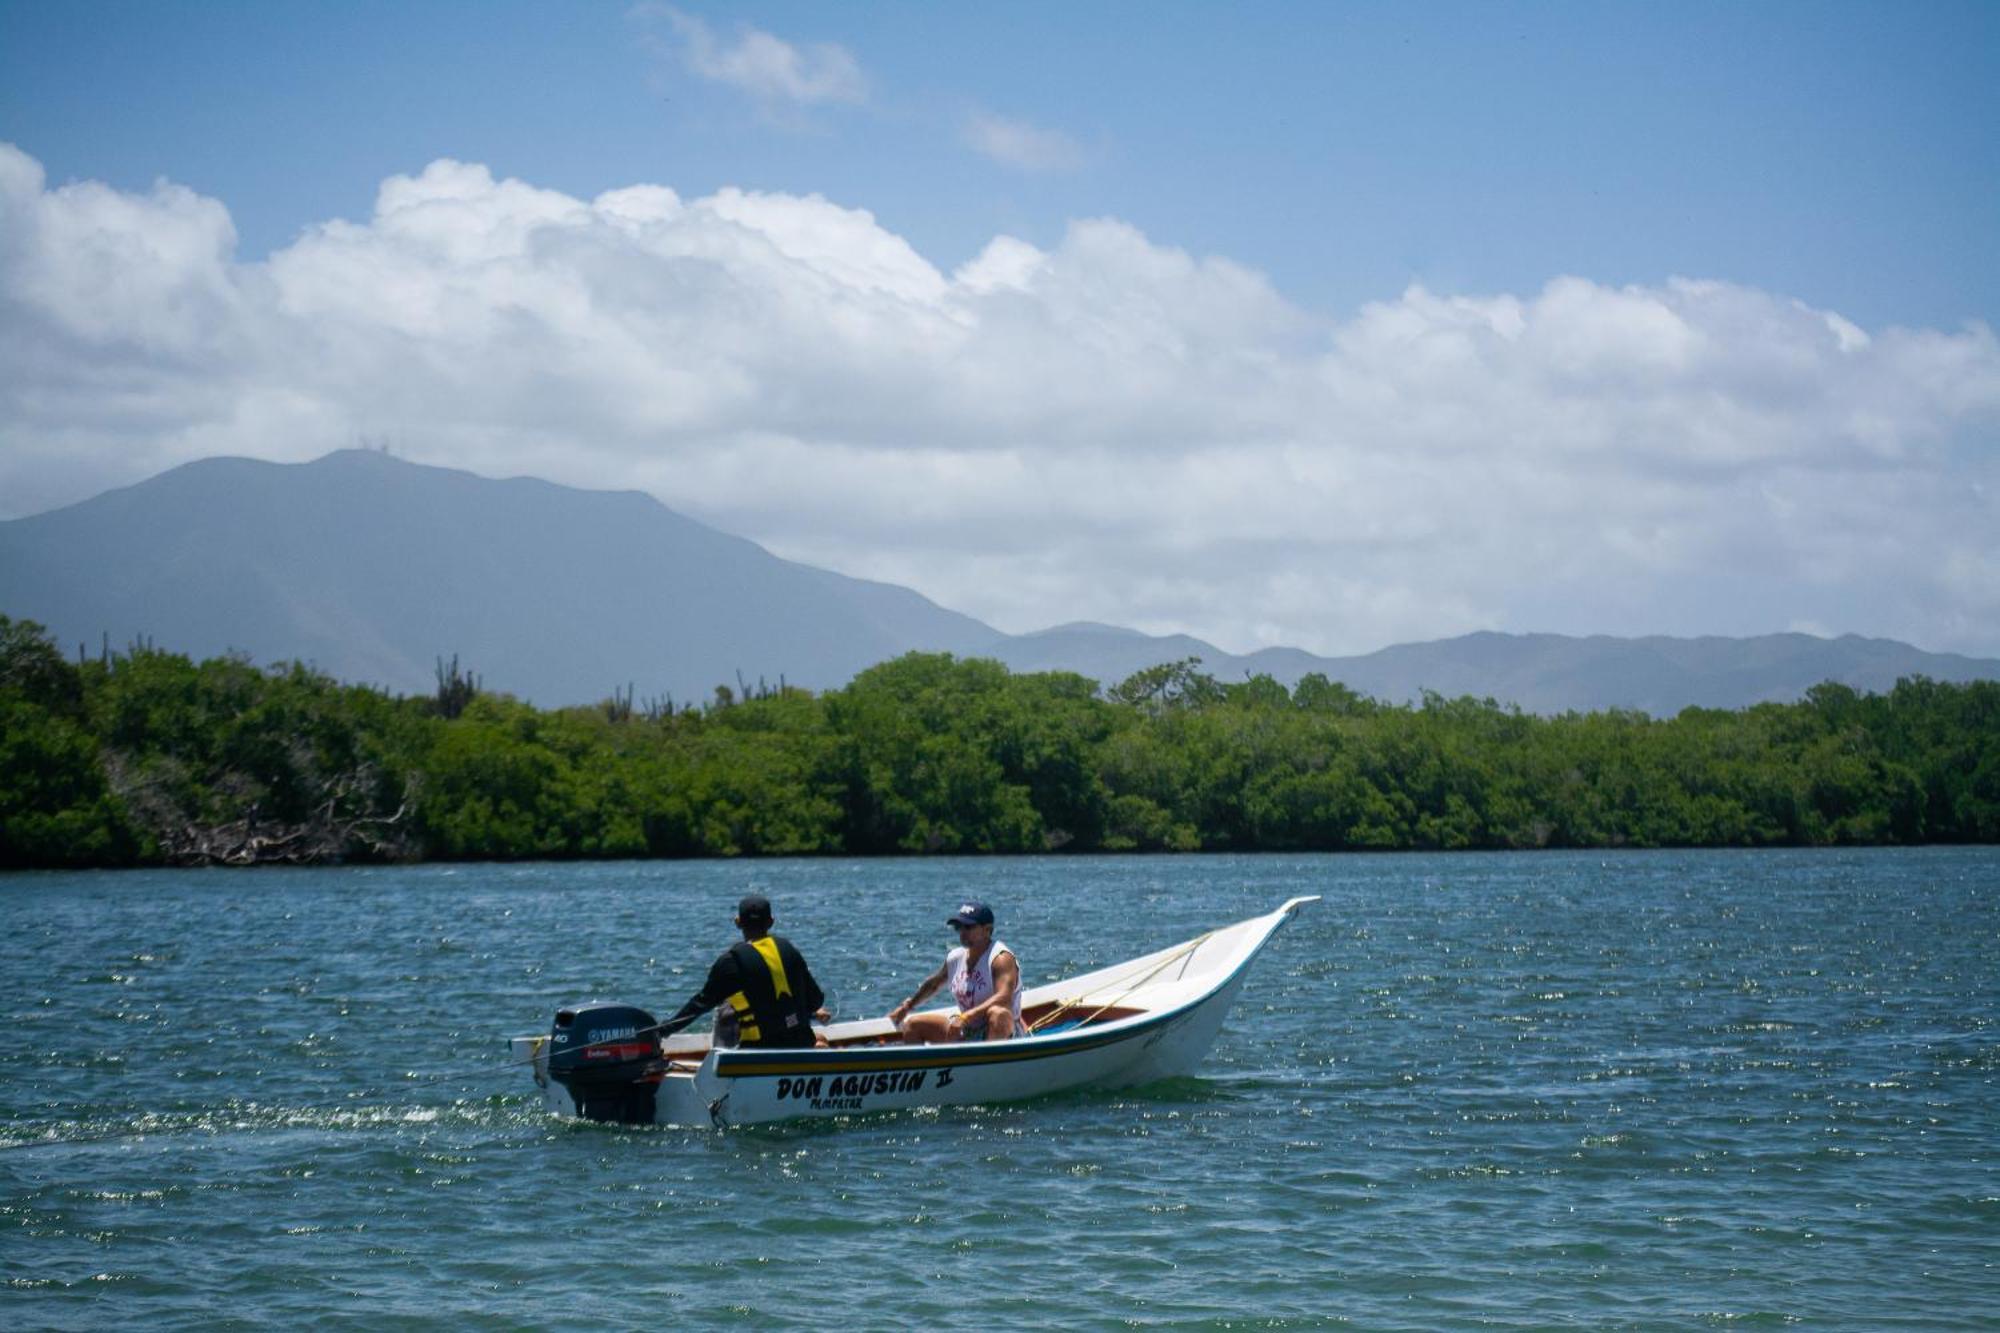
[512,895,1318,1128]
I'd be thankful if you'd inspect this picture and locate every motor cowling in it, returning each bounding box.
[547,1002,662,1124]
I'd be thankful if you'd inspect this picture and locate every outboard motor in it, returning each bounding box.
[547,1003,663,1124]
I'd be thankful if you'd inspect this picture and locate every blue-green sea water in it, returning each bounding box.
[3,849,1996,1329]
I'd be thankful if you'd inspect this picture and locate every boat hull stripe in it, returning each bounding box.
[713,1009,1177,1080]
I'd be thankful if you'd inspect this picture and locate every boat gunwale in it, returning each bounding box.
[708,1000,1190,1078]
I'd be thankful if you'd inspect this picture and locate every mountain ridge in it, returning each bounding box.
[0,450,996,705]
[4,450,1996,714]
[973,621,2000,714]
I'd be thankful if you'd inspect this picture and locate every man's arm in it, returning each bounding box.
[658,951,739,1038]
[887,964,948,1026]
[791,947,829,1021]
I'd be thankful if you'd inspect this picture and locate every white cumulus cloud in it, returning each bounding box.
[3,142,1997,659]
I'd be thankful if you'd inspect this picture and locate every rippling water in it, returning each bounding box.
[3,850,1996,1328]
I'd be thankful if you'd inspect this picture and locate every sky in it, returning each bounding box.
[2,0,1997,658]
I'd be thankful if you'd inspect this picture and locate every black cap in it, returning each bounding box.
[737,894,773,925]
[946,900,994,927]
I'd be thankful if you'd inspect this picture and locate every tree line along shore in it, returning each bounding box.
[3,614,1996,868]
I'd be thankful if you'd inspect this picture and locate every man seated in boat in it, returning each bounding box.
[887,901,1023,1043]
[658,894,831,1048]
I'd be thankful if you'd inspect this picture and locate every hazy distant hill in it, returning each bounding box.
[5,450,1995,712]
[0,450,996,704]
[986,622,2000,714]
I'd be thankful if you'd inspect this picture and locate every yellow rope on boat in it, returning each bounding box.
[1027,930,1216,1034]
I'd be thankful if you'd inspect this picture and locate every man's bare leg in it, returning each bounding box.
[899,1012,956,1044]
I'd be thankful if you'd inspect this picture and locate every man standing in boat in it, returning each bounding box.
[658,894,830,1048]
[888,901,1023,1042]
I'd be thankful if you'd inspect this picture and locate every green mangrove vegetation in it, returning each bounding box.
[3,613,1996,868]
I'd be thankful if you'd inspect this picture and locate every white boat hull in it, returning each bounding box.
[513,895,1317,1127]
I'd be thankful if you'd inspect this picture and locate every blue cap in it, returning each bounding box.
[946,901,994,927]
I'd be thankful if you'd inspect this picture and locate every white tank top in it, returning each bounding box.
[946,941,1022,1027]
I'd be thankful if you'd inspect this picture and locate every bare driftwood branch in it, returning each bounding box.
[107,754,420,867]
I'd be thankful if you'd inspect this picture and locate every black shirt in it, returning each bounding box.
[661,933,825,1048]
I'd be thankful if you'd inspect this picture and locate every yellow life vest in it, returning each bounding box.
[722,936,794,1045]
